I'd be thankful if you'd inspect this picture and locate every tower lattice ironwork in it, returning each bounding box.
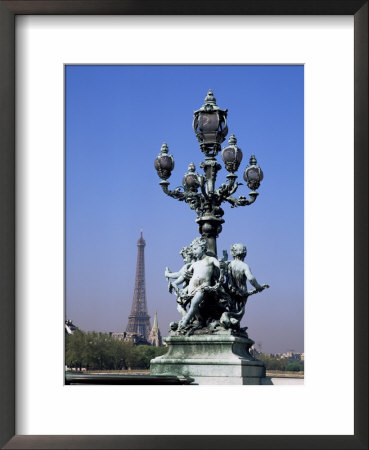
[126,231,151,340]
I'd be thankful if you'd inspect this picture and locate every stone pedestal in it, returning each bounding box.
[150,331,266,385]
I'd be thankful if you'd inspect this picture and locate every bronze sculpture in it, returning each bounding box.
[152,90,270,384]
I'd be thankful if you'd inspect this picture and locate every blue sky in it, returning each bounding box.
[65,65,304,353]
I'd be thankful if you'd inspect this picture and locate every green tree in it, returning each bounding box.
[286,361,304,372]
[256,353,289,371]
[66,331,168,371]
[65,329,86,370]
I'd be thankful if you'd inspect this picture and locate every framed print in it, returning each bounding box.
[0,1,367,449]
[64,64,304,387]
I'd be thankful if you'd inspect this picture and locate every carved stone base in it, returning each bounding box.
[150,331,266,385]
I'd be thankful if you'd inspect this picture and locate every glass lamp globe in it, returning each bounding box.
[193,90,228,155]
[182,162,200,192]
[221,134,243,173]
[243,155,263,190]
[154,142,175,180]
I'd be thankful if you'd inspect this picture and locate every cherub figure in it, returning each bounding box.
[217,243,269,331]
[165,246,194,294]
[227,243,269,313]
[177,237,220,330]
[164,246,196,317]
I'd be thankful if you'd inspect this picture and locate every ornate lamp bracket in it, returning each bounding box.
[155,90,264,257]
[159,180,185,201]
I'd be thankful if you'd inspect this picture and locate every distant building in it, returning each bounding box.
[125,231,152,340]
[65,319,78,335]
[258,352,304,360]
[103,233,165,347]
[110,311,163,347]
[280,351,303,360]
[125,332,149,345]
[109,331,148,345]
[148,312,163,347]
[109,332,125,340]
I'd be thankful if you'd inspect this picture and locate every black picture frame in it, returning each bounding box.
[0,1,367,449]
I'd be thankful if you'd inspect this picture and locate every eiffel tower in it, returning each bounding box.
[126,231,151,340]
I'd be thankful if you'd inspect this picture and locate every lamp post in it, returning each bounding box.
[154,90,263,257]
[151,90,270,384]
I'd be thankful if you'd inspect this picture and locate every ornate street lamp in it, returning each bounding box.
[192,89,228,157]
[151,90,270,385]
[154,90,263,257]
